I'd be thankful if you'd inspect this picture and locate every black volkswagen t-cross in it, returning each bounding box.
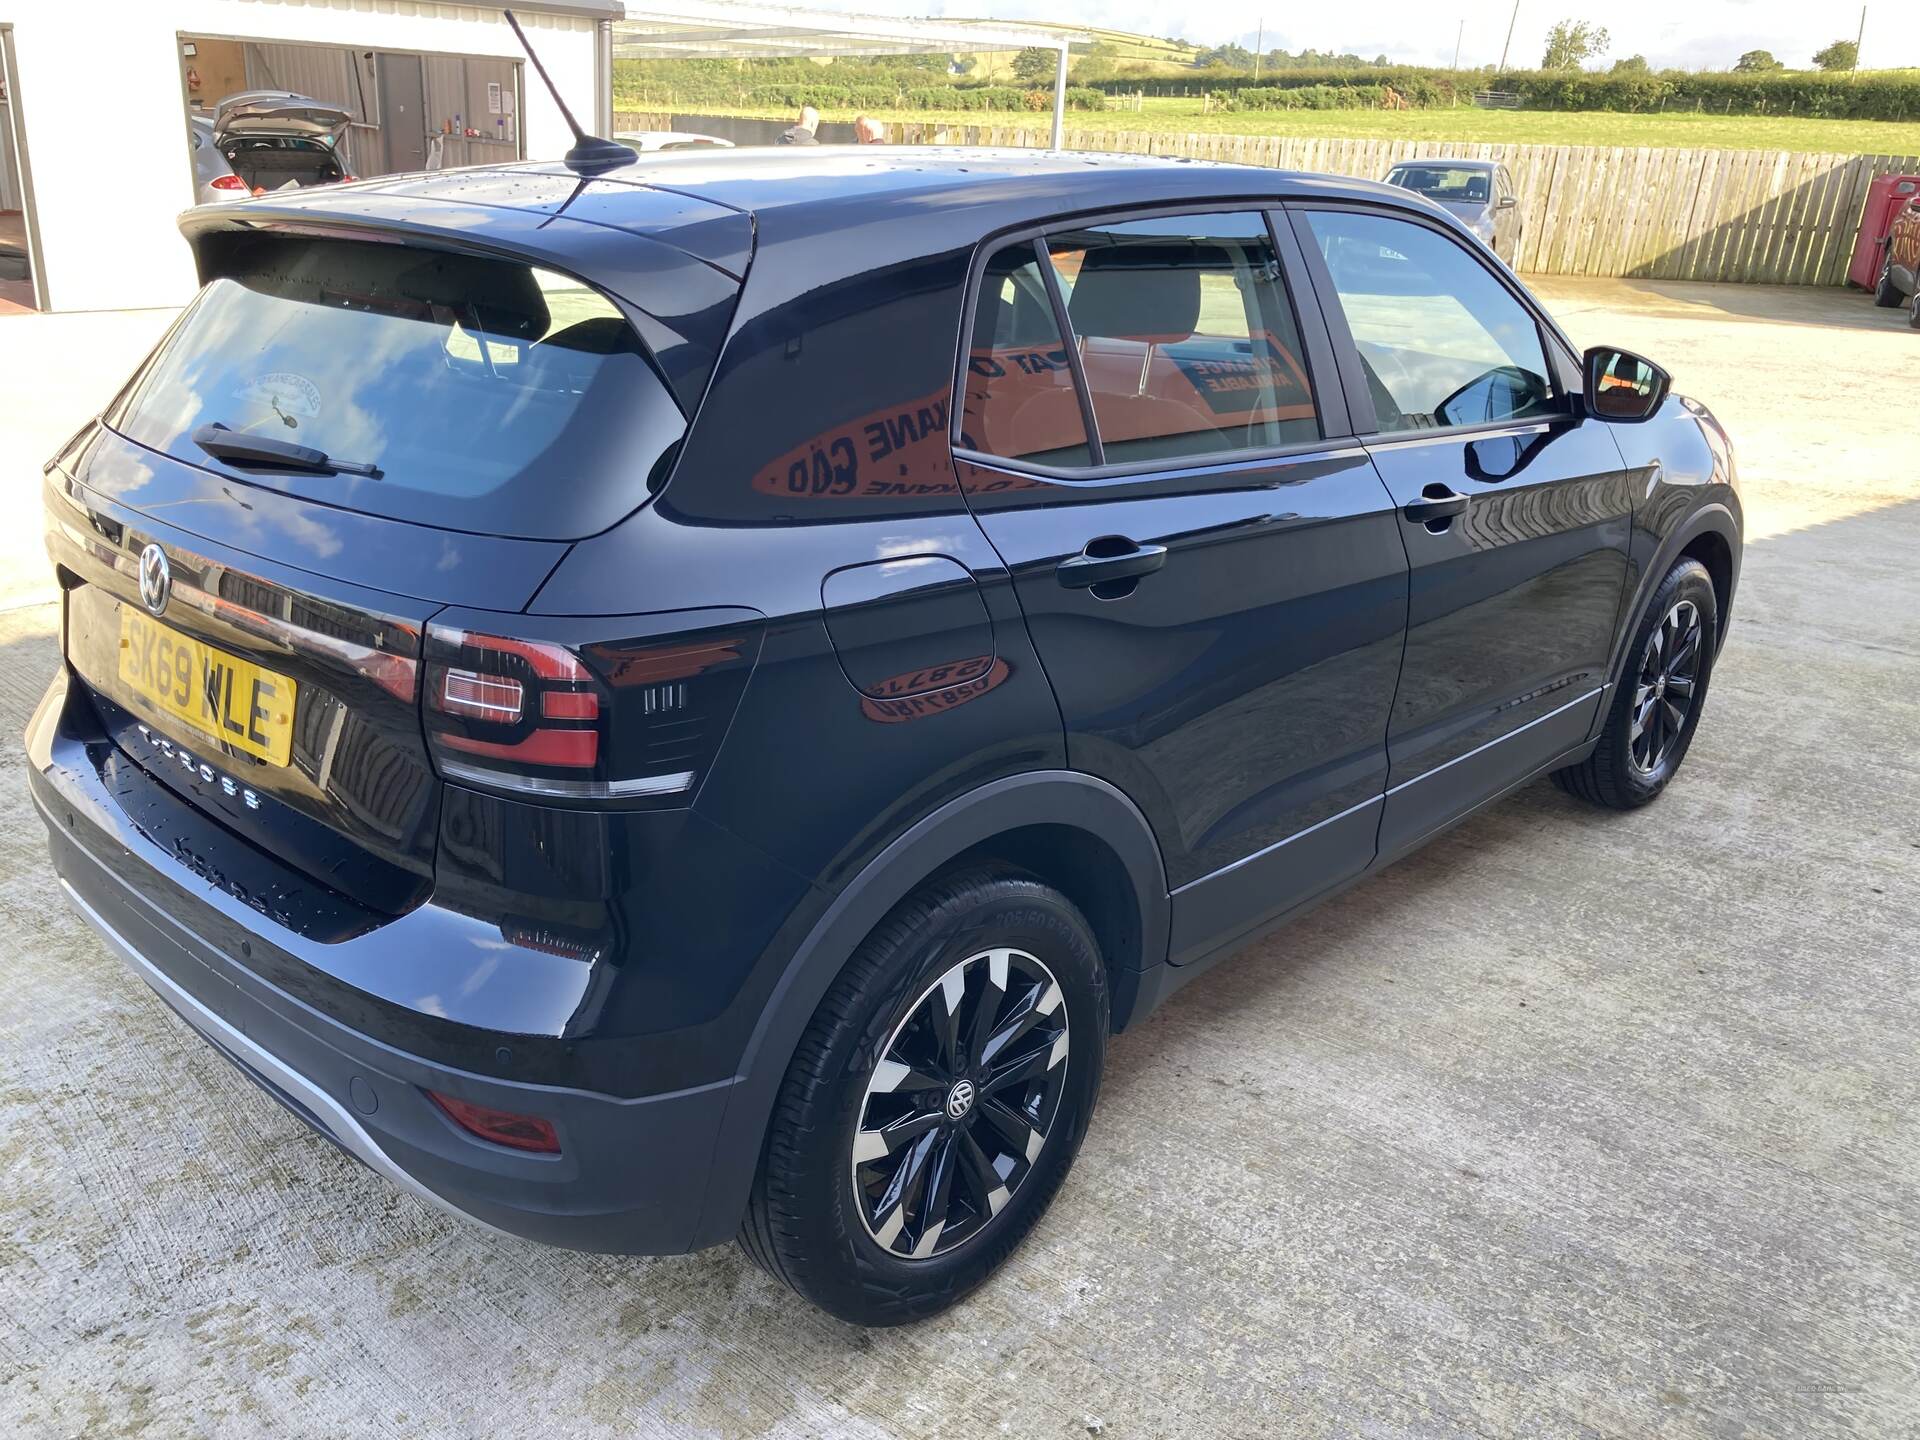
[29,147,1740,1324]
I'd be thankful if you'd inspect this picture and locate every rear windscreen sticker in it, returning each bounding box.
[236,372,323,426]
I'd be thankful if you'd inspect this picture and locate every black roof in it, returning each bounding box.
[179,147,1425,281]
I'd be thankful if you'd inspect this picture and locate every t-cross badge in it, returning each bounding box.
[29,145,1740,1325]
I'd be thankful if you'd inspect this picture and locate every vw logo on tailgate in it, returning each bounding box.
[138,543,171,617]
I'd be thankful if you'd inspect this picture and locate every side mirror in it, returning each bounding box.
[1584,345,1671,422]
[1497,194,1517,211]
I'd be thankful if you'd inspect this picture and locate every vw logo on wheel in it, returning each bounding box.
[138,543,171,617]
[944,1079,976,1122]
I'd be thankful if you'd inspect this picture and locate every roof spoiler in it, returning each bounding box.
[176,202,747,417]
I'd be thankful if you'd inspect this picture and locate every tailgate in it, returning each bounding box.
[47,427,567,916]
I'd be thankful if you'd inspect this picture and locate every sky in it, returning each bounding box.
[820,1,1918,72]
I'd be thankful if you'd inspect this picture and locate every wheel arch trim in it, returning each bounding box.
[692,769,1169,1248]
[1602,502,1741,716]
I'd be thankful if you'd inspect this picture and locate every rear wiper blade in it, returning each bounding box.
[192,422,382,478]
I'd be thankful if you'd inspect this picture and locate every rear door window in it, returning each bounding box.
[109,237,688,540]
[957,241,1093,467]
[1045,212,1318,466]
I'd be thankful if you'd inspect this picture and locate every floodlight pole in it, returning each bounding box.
[1051,43,1068,150]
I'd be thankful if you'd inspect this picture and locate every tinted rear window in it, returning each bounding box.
[112,237,685,540]
[1387,166,1491,204]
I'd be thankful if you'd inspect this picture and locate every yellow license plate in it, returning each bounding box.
[117,609,298,767]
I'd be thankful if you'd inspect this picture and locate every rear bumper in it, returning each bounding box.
[29,667,737,1256]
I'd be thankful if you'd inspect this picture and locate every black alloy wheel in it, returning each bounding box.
[1553,555,1718,810]
[741,868,1108,1326]
[850,946,1069,1260]
[1629,598,1703,776]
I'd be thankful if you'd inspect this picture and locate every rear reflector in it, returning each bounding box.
[441,726,600,769]
[426,1091,561,1154]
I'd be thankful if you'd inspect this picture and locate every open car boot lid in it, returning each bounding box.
[213,90,351,141]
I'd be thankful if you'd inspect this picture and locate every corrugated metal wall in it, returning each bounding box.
[234,41,517,178]
[422,54,519,169]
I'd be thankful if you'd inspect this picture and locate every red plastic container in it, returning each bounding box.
[1848,174,1920,290]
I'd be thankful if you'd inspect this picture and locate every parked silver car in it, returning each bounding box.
[613,130,734,152]
[214,91,355,196]
[190,92,357,205]
[189,116,246,204]
[1384,158,1520,254]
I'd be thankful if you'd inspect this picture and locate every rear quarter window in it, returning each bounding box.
[110,237,686,540]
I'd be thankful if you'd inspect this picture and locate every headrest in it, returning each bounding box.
[1067,242,1206,345]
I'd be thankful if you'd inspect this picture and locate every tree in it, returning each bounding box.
[1733,49,1783,73]
[1541,19,1610,70]
[1011,47,1056,85]
[1197,43,1254,69]
[1811,39,1858,71]
[1612,54,1651,74]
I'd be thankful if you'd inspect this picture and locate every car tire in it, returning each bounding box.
[1908,288,1920,331]
[1873,254,1903,307]
[740,867,1108,1326]
[1552,557,1718,811]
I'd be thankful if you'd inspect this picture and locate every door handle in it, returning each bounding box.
[1403,486,1470,528]
[1056,539,1168,589]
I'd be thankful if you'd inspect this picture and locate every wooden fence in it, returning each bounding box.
[619,110,1919,286]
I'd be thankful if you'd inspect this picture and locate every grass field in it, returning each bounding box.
[683,97,1920,155]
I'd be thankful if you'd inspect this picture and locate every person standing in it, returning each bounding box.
[853,115,886,145]
[778,105,820,145]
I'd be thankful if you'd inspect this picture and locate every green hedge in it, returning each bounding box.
[615,68,1106,113]
[732,84,1105,112]
[1499,69,1920,118]
[1213,85,1389,111]
[614,56,1920,121]
[1096,66,1920,119]
[1090,67,1470,105]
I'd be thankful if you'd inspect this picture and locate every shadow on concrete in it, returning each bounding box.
[1536,270,1912,333]
[1586,275,1920,332]
[1098,490,1920,1099]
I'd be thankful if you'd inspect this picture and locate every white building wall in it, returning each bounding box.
[6,0,598,312]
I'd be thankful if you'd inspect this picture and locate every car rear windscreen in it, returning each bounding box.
[110,236,686,540]
[1387,167,1491,204]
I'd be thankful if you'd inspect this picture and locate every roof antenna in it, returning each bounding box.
[502,9,634,176]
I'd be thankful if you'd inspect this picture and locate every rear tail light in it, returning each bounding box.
[341,173,359,183]
[209,174,248,192]
[422,613,760,804]
[426,1091,560,1153]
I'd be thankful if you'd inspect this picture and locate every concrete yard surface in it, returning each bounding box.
[0,277,1916,1439]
